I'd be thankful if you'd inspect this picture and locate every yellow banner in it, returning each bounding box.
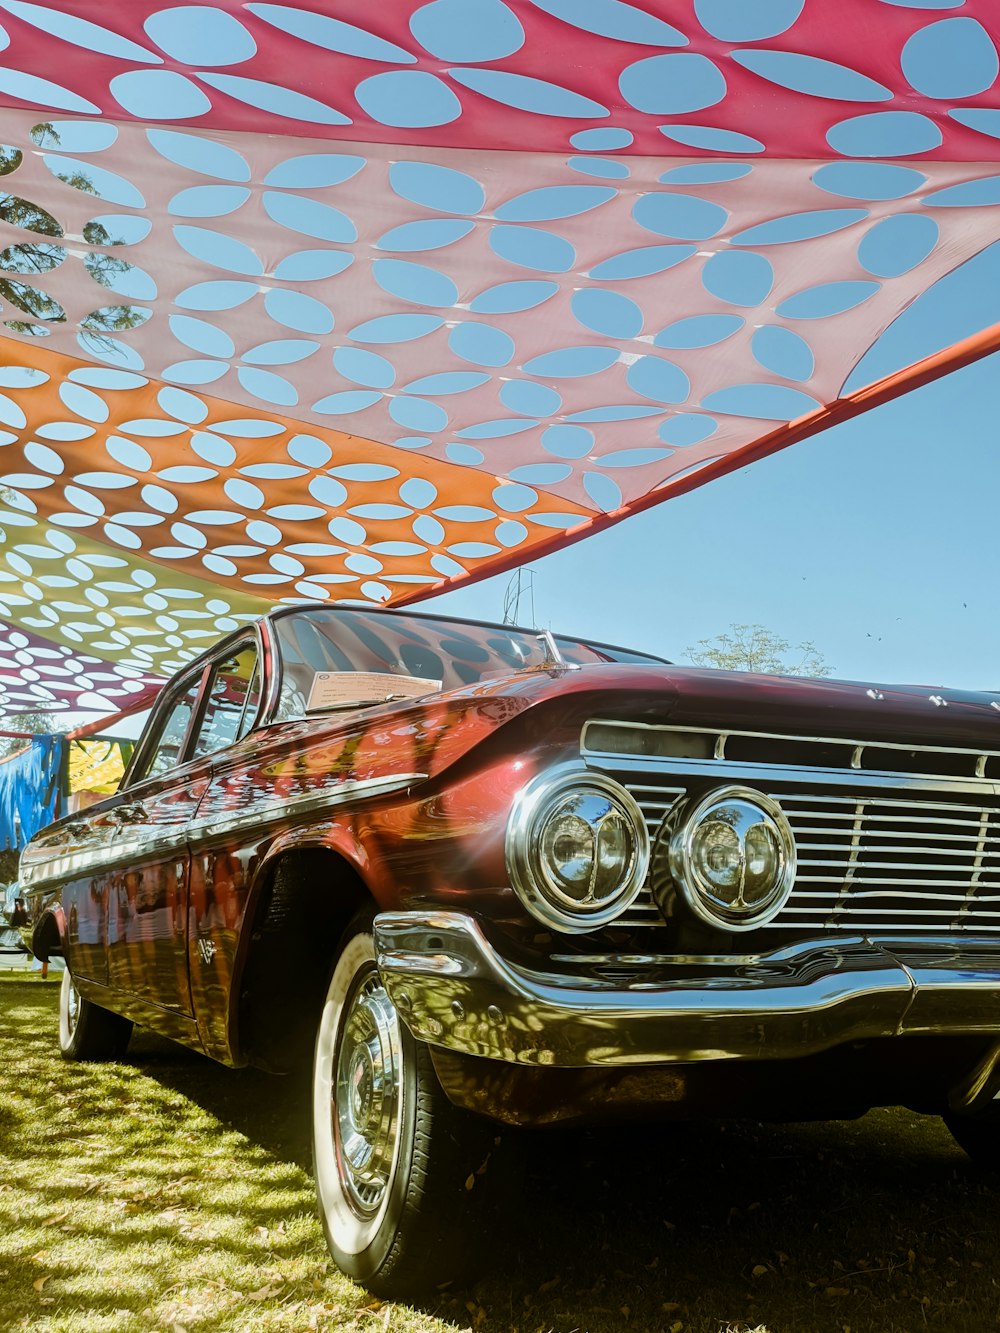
[67,739,132,796]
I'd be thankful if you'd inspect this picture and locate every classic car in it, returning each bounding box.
[21,603,1000,1294]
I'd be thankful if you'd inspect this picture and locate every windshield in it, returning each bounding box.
[272,608,664,721]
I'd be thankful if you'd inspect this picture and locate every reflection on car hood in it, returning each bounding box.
[249,662,1000,792]
[439,662,1000,747]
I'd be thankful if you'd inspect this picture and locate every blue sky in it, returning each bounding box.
[426,240,1000,690]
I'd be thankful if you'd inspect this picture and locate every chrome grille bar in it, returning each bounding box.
[797,862,1000,874]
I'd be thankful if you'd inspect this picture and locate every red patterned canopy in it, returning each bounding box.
[0,0,999,714]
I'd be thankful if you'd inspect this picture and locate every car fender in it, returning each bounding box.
[30,902,65,962]
[252,817,375,907]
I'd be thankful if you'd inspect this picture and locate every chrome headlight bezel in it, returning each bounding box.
[505,765,650,934]
[662,785,796,932]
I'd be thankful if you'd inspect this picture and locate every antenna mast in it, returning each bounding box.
[502,568,535,626]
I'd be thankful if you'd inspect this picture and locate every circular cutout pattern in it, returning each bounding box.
[0,3,993,667]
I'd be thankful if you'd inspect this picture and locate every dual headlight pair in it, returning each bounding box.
[505,766,796,934]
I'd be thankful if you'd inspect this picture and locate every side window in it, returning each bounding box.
[136,681,202,782]
[192,644,261,760]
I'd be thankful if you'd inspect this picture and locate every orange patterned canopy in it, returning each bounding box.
[1,0,999,714]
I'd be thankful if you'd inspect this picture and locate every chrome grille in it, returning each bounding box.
[585,720,1000,934]
[616,783,685,927]
[775,793,1000,931]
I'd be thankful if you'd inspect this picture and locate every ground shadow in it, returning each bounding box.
[127,1027,314,1172]
[462,1114,989,1331]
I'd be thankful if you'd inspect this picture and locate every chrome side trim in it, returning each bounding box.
[70,974,203,1045]
[585,750,997,797]
[21,772,426,890]
[186,771,426,843]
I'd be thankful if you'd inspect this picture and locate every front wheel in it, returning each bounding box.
[59,968,133,1062]
[313,912,510,1297]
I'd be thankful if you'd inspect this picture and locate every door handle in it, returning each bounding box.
[62,820,95,838]
[111,804,148,825]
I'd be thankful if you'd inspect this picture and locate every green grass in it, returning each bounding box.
[2,973,1000,1332]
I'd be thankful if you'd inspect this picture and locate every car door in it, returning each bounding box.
[182,640,264,1048]
[106,638,263,1020]
[105,667,208,1015]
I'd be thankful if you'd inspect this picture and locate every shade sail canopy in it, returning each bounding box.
[0,0,999,714]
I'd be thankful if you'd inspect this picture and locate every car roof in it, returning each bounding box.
[265,600,671,665]
[169,600,670,683]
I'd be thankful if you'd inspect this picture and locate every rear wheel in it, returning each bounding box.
[312,911,510,1297]
[59,968,133,1062]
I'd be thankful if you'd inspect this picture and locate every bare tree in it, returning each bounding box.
[686,623,832,678]
[0,708,54,760]
[0,130,148,340]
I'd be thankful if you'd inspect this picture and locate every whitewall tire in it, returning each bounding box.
[312,910,509,1296]
[59,968,133,1062]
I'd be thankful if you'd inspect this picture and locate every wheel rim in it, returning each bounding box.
[334,968,403,1217]
[64,972,79,1036]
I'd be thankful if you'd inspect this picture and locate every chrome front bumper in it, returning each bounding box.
[373,911,1000,1069]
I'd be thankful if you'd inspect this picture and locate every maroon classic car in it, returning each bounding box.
[21,604,1000,1293]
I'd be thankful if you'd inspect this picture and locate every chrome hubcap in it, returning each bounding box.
[334,970,402,1216]
[65,975,79,1034]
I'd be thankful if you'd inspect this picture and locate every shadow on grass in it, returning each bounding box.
[3,977,999,1332]
[127,1026,315,1174]
[425,1113,992,1333]
[1,981,322,1328]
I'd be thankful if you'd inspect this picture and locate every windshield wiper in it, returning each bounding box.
[308,693,420,714]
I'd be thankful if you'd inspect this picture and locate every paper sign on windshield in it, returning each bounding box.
[306,671,442,712]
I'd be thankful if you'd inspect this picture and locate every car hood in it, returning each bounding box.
[250,662,999,791]
[446,662,999,746]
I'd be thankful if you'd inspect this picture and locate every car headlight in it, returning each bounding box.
[506,766,650,933]
[659,786,796,931]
